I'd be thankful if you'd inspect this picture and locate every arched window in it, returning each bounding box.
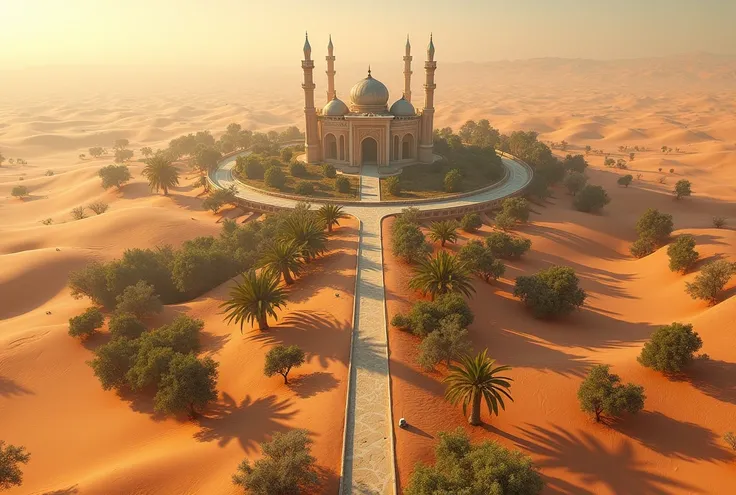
[324,134,337,160]
[402,134,414,160]
[339,135,345,161]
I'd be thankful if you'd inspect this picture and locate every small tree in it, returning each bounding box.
[514,266,586,318]
[564,172,588,196]
[140,146,153,158]
[153,353,219,418]
[115,281,163,318]
[88,147,105,158]
[685,259,736,305]
[617,175,633,187]
[265,166,286,189]
[289,161,307,177]
[335,176,351,193]
[674,179,692,200]
[322,163,336,178]
[87,200,109,215]
[0,441,31,490]
[563,154,588,173]
[264,345,305,384]
[499,197,530,223]
[404,428,543,495]
[578,365,645,422]
[630,237,657,258]
[444,168,462,193]
[494,211,516,231]
[636,208,674,246]
[391,221,431,263]
[667,234,699,273]
[428,220,459,247]
[71,206,87,220]
[108,311,147,340]
[638,322,703,374]
[89,337,140,390]
[385,175,401,196]
[458,240,505,282]
[202,186,237,213]
[417,316,473,370]
[629,152,635,161]
[713,216,726,229]
[11,185,29,199]
[294,181,314,196]
[573,185,610,213]
[98,164,131,190]
[485,232,531,260]
[114,148,134,163]
[68,307,104,340]
[281,148,294,162]
[317,203,347,233]
[232,429,318,494]
[460,213,482,233]
[410,250,475,300]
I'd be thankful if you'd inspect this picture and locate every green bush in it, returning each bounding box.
[11,185,29,198]
[391,293,474,338]
[494,211,515,231]
[578,365,645,422]
[405,427,543,495]
[514,266,586,318]
[202,186,237,213]
[485,232,531,259]
[460,213,482,233]
[638,322,703,374]
[617,174,633,187]
[685,259,736,305]
[636,208,673,246]
[713,216,726,229]
[289,161,307,177]
[68,307,104,339]
[458,240,505,282]
[153,353,218,417]
[264,345,305,384]
[264,166,286,189]
[238,155,265,179]
[0,441,31,490]
[115,281,163,318]
[564,172,588,196]
[280,148,293,162]
[667,235,699,273]
[386,176,401,196]
[391,221,430,263]
[630,237,656,258]
[98,164,131,190]
[322,163,336,178]
[573,185,610,213]
[89,337,141,390]
[335,176,351,193]
[444,169,462,193]
[674,179,692,200]
[294,181,314,196]
[108,312,146,340]
[416,315,472,370]
[500,197,530,223]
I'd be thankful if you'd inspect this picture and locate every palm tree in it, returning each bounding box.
[142,154,180,195]
[444,350,513,426]
[259,240,305,285]
[221,269,287,331]
[318,204,348,233]
[428,220,459,247]
[279,214,327,261]
[409,250,475,300]
[195,175,210,193]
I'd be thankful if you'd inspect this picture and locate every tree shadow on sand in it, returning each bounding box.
[42,487,79,495]
[194,392,297,453]
[682,358,736,405]
[0,376,34,397]
[290,371,339,399]
[493,423,705,495]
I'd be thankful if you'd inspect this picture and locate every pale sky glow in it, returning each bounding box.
[1,0,735,69]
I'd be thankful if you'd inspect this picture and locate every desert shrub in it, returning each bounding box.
[11,185,29,198]
[289,161,307,177]
[71,206,86,220]
[667,234,699,273]
[170,237,240,296]
[404,427,543,495]
[89,146,105,158]
[202,186,238,213]
[238,155,265,179]
[417,316,473,370]
[89,337,141,390]
[573,185,610,213]
[577,365,645,422]
[458,240,505,282]
[114,148,134,163]
[460,213,482,233]
[108,312,146,340]
[564,171,588,196]
[87,200,109,215]
[127,345,177,391]
[674,179,692,200]
[264,166,286,189]
[232,429,318,494]
[41,218,53,225]
[494,211,515,231]
[485,231,531,259]
[685,259,736,305]
[294,181,314,196]
[153,353,218,417]
[712,216,726,229]
[638,322,703,374]
[630,237,657,258]
[280,148,293,162]
[98,164,131,189]
[322,163,336,178]
[617,174,633,187]
[385,175,401,196]
[563,154,588,173]
[68,307,104,339]
[636,208,673,246]
[0,441,31,490]
[444,168,462,193]
[514,266,586,318]
[725,432,736,451]
[264,345,305,384]
[499,197,530,223]
[391,221,430,263]
[115,281,163,318]
[335,176,351,193]
[391,293,474,338]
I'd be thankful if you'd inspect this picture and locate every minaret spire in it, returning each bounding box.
[326,34,336,102]
[419,33,437,164]
[403,34,413,102]
[301,32,320,162]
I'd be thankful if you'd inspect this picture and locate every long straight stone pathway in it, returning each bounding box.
[210,153,532,494]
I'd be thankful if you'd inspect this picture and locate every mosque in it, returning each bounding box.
[300,33,437,168]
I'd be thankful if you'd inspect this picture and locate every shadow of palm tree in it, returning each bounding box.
[194,392,297,453]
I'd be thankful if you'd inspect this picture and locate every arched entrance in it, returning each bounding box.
[361,137,378,165]
[324,134,337,160]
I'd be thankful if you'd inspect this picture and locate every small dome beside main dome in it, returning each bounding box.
[389,96,415,116]
[322,96,349,116]
[350,71,389,110]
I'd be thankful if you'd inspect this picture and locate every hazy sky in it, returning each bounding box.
[1,0,735,69]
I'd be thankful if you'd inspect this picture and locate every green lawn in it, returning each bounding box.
[380,159,504,199]
[236,162,359,199]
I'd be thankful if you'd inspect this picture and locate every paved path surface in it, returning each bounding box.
[211,154,532,494]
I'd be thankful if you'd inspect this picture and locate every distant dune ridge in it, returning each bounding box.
[1,53,736,494]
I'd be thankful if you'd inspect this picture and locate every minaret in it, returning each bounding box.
[302,32,320,163]
[326,35,336,102]
[419,34,436,163]
[403,35,412,102]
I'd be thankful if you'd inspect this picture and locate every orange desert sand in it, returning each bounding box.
[2,54,736,493]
